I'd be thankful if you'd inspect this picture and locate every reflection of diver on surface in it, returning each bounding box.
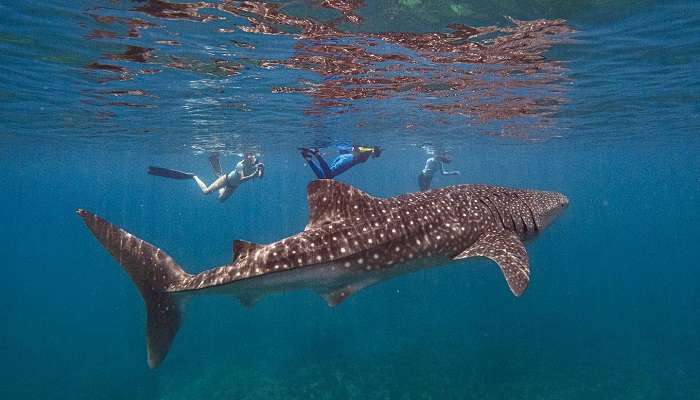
[147,153,264,202]
[299,145,382,179]
[418,153,460,191]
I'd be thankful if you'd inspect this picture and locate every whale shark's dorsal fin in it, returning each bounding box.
[305,180,383,229]
[233,240,263,262]
[454,231,530,297]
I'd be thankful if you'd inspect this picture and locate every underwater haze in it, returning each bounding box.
[1,0,699,399]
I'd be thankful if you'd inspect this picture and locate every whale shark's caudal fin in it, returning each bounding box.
[76,209,191,368]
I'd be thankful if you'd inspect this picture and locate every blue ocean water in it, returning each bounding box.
[1,1,699,399]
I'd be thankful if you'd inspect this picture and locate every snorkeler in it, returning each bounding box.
[299,145,382,179]
[417,153,460,191]
[147,152,264,202]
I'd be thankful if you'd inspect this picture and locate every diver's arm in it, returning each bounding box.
[239,171,259,182]
[440,163,460,176]
[422,159,432,174]
[239,164,263,182]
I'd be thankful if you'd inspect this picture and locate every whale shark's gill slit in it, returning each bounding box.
[493,194,510,229]
[512,192,538,234]
[508,194,523,231]
[477,197,498,223]
[520,216,529,234]
[524,202,539,232]
[509,215,519,232]
[483,195,507,229]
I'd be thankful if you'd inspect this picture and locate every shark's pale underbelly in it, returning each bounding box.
[196,254,453,300]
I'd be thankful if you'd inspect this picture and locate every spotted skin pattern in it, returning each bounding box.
[77,180,568,367]
[170,180,568,296]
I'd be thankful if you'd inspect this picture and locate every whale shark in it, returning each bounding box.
[77,180,568,368]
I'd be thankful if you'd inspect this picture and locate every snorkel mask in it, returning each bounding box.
[354,146,383,157]
[243,152,257,164]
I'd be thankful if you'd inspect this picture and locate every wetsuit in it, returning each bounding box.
[304,146,372,179]
[418,157,459,191]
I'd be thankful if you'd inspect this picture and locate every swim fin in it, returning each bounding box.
[298,147,312,161]
[147,166,194,180]
[208,153,223,177]
[298,147,320,161]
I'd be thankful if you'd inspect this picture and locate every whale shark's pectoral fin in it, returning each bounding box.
[317,282,368,307]
[454,231,530,296]
[318,288,353,307]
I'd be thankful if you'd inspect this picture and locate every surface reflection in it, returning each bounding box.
[83,0,572,139]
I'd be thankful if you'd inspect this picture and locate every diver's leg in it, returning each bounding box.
[314,154,334,178]
[418,173,431,191]
[307,160,325,179]
[208,153,223,177]
[193,174,227,194]
[300,148,328,178]
[218,185,236,202]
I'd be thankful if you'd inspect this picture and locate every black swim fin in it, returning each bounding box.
[208,153,223,177]
[298,147,319,161]
[147,166,194,180]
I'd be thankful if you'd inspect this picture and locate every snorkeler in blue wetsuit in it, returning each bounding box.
[299,145,382,179]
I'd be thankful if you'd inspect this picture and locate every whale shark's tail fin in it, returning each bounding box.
[76,209,191,368]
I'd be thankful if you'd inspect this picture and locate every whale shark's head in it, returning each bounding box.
[529,190,569,231]
[496,187,568,239]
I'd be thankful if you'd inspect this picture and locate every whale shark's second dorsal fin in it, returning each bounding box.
[233,240,263,262]
[305,180,383,229]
